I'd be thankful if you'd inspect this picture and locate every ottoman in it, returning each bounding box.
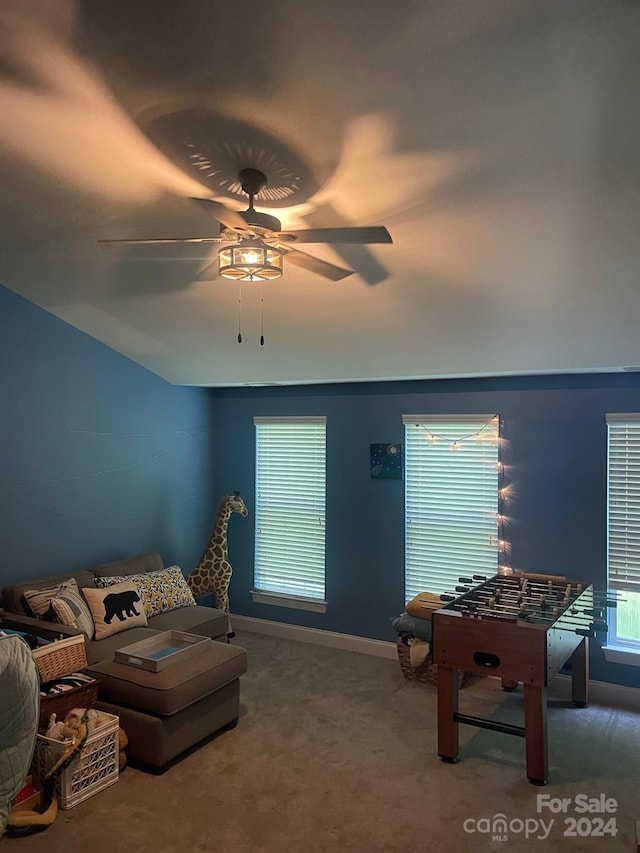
[86,639,247,772]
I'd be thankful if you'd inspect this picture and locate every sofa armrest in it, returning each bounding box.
[0,610,83,641]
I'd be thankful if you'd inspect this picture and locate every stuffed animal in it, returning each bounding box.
[63,708,110,734]
[117,727,128,772]
[44,714,67,742]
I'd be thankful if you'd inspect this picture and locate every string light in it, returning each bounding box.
[417,415,515,577]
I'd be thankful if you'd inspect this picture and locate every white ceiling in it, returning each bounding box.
[1,0,639,387]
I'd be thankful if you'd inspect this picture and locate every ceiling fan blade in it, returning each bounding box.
[275,226,392,245]
[189,197,249,231]
[98,237,227,245]
[279,246,354,281]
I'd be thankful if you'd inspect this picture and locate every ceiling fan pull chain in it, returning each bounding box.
[237,285,243,343]
[260,282,265,346]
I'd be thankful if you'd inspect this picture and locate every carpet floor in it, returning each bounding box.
[4,630,639,852]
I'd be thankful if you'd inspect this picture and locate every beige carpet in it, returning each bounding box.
[4,630,639,852]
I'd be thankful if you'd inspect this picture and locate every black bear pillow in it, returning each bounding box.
[82,580,148,640]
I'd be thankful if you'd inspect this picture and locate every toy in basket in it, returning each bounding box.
[33,709,119,809]
[394,591,468,688]
[396,641,468,688]
[32,635,99,732]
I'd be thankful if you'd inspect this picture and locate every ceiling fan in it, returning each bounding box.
[98,168,392,282]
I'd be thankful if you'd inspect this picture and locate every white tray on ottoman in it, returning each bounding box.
[114,630,210,672]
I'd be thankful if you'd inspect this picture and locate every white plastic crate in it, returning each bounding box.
[33,712,119,808]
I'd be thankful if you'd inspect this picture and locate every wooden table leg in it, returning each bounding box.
[437,665,459,763]
[570,637,589,707]
[523,683,548,785]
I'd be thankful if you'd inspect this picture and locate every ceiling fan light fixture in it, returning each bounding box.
[218,239,283,282]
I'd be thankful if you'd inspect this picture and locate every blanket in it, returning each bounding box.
[405,592,443,619]
[0,634,40,837]
[392,612,433,643]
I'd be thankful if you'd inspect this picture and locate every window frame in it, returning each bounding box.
[251,416,327,613]
[604,414,640,662]
[403,414,501,600]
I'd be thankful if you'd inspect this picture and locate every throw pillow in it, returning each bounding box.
[96,566,196,618]
[48,588,95,640]
[23,579,81,619]
[82,580,148,640]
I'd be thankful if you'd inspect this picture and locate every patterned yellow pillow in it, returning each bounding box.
[96,566,196,618]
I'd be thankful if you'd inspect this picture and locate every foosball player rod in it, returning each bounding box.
[460,591,587,619]
[446,598,607,633]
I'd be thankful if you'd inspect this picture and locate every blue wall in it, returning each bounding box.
[3,279,639,687]
[213,375,640,687]
[0,285,216,588]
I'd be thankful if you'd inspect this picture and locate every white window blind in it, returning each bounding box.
[403,414,500,598]
[606,414,640,594]
[254,417,326,602]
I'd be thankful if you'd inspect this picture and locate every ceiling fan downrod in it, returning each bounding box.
[238,168,268,211]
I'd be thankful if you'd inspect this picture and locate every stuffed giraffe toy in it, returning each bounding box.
[187,492,248,619]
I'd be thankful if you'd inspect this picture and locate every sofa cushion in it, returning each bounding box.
[85,627,163,666]
[147,604,229,639]
[96,566,196,618]
[86,640,247,715]
[93,552,164,579]
[82,581,148,640]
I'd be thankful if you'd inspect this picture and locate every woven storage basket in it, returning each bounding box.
[33,712,119,808]
[39,679,100,733]
[32,634,87,681]
[397,641,468,688]
[33,634,98,732]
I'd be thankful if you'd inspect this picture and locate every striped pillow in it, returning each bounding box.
[49,588,95,640]
[23,578,94,640]
[23,579,80,618]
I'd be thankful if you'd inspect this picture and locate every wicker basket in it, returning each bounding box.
[397,641,468,688]
[39,678,100,733]
[33,634,97,732]
[33,712,119,808]
[32,634,87,682]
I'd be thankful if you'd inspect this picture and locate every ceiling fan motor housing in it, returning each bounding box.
[220,208,283,240]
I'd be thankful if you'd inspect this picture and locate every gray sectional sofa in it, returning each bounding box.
[0,552,247,771]
[1,552,229,661]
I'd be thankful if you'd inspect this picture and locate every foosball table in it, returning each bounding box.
[432,571,609,785]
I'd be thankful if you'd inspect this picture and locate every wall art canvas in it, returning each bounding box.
[370,443,403,479]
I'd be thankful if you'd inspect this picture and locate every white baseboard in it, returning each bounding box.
[231,614,639,712]
[549,673,638,712]
[230,614,398,659]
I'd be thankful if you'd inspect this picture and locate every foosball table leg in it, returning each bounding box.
[523,683,548,785]
[570,637,589,708]
[437,664,460,763]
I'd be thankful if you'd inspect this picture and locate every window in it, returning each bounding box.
[605,415,640,654]
[403,414,500,599]
[253,416,327,612]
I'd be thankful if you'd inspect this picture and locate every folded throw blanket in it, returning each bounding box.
[392,612,433,642]
[405,592,443,619]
